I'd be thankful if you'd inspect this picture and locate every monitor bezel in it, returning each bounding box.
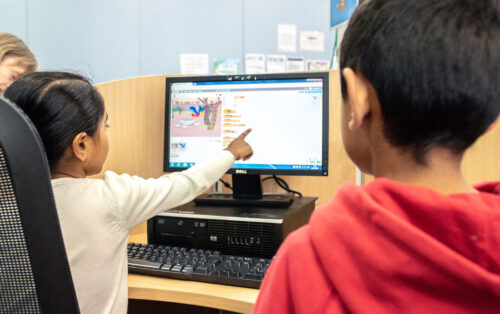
[163,72,329,177]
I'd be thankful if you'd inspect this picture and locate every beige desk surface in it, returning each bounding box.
[128,233,259,314]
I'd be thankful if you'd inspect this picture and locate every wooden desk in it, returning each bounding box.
[128,233,259,313]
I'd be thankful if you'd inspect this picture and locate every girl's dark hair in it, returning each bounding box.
[340,0,500,164]
[4,71,105,170]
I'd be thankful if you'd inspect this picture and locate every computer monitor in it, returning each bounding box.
[164,72,329,206]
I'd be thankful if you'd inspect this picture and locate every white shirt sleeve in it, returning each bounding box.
[102,150,235,231]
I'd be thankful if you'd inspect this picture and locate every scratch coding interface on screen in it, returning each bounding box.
[167,77,325,172]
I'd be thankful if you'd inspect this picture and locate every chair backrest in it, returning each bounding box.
[0,96,79,313]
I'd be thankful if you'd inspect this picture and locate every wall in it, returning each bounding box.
[0,0,337,83]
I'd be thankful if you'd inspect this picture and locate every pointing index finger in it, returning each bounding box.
[239,128,252,139]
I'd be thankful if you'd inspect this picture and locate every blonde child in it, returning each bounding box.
[0,32,37,92]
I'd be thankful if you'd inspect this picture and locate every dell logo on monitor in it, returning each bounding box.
[235,169,247,174]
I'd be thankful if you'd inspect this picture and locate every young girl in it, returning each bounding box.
[4,71,253,314]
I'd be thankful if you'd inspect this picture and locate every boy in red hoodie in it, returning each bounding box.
[253,0,500,313]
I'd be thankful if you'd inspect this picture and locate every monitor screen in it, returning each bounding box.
[164,72,329,178]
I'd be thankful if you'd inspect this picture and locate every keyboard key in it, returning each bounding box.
[233,261,241,270]
[209,257,222,265]
[219,270,229,277]
[128,258,161,270]
[228,271,239,278]
[171,264,183,272]
[161,263,173,271]
[182,266,194,274]
[241,262,250,273]
[194,266,209,274]
[211,270,220,276]
[244,273,263,280]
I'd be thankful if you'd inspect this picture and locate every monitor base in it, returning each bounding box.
[194,193,294,208]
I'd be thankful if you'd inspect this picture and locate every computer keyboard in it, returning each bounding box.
[127,243,272,289]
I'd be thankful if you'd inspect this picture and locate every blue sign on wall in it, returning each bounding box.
[330,0,358,28]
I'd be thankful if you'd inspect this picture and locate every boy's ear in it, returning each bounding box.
[71,132,89,162]
[342,68,372,130]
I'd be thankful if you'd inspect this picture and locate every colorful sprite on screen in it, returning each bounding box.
[330,0,358,28]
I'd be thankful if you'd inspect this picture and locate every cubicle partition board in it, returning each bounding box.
[461,123,500,183]
[95,70,356,235]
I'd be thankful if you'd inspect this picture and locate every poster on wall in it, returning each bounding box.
[180,53,209,75]
[286,57,305,72]
[330,0,358,28]
[306,60,330,71]
[277,24,297,52]
[214,59,240,75]
[300,31,325,52]
[245,54,266,74]
[267,54,287,73]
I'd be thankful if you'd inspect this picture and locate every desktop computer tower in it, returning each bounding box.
[147,197,317,258]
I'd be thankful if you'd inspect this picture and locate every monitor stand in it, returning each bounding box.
[194,174,294,207]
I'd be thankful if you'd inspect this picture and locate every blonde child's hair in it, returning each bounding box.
[0,32,37,73]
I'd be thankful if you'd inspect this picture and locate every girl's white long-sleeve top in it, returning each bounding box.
[51,150,235,314]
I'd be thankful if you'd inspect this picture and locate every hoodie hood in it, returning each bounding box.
[309,178,500,313]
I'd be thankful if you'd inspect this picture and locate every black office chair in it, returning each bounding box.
[0,96,80,313]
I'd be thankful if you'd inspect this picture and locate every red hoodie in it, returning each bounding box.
[253,179,500,314]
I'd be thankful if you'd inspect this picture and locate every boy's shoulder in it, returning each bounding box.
[310,178,500,242]
[341,178,500,211]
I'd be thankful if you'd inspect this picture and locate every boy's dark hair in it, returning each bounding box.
[4,71,105,170]
[340,0,500,163]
